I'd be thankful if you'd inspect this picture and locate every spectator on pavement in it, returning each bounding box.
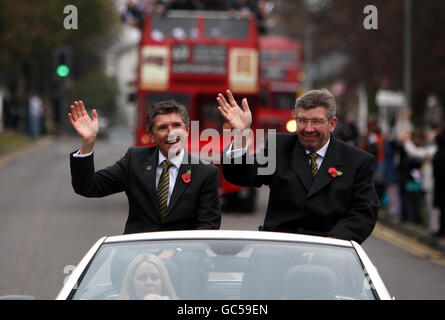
[28,92,44,138]
[433,126,445,237]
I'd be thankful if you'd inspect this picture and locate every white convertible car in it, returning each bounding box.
[57,230,392,300]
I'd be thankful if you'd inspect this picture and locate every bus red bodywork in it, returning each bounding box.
[257,35,303,133]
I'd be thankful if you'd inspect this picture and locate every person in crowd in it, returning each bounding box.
[400,126,439,227]
[217,89,379,244]
[28,92,44,138]
[229,0,256,18]
[433,126,445,237]
[396,129,428,224]
[154,0,168,16]
[118,253,178,300]
[68,99,221,234]
[167,0,197,10]
[334,114,359,146]
[256,0,275,34]
[394,107,414,142]
[360,120,386,202]
[195,0,228,10]
[121,0,146,28]
[382,130,399,217]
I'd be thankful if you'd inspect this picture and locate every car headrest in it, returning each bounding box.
[283,265,338,300]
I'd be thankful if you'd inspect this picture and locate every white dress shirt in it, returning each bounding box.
[72,150,93,158]
[305,139,330,170]
[227,139,331,169]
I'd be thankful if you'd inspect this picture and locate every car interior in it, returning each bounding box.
[70,240,376,300]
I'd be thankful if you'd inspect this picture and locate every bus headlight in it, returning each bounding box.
[286,119,297,132]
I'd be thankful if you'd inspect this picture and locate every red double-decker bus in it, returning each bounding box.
[135,10,260,212]
[256,35,304,133]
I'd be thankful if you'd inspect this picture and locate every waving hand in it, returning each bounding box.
[68,100,99,154]
[217,90,252,132]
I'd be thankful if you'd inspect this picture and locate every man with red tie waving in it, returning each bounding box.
[218,89,379,244]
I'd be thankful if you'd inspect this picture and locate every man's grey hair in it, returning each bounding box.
[295,89,337,120]
[146,100,189,132]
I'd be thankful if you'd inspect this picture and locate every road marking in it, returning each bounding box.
[373,223,445,267]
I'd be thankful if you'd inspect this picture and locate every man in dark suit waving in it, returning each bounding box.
[217,89,379,244]
[69,100,221,234]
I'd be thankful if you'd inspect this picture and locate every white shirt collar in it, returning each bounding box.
[305,139,330,158]
[158,148,185,168]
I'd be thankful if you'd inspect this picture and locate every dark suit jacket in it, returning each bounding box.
[70,146,221,234]
[222,134,379,244]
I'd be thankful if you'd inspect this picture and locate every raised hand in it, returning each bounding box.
[68,100,99,154]
[217,90,252,132]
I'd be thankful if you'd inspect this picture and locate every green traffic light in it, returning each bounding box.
[56,64,70,77]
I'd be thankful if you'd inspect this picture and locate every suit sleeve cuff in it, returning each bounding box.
[225,141,248,158]
[72,149,93,158]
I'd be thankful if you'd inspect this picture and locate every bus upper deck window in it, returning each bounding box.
[205,19,248,39]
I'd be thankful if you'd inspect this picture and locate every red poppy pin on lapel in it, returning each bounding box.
[328,167,343,178]
[181,170,191,183]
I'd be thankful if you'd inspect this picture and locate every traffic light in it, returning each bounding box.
[53,46,72,79]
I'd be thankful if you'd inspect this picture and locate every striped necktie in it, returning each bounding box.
[308,152,318,177]
[157,159,172,222]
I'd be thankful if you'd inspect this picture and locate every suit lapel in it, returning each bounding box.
[289,139,312,192]
[307,137,342,198]
[167,151,192,215]
[143,148,161,218]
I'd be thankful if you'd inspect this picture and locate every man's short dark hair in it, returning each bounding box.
[146,100,189,132]
[295,89,337,120]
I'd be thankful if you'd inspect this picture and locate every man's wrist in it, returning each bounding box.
[232,128,250,149]
[79,137,96,154]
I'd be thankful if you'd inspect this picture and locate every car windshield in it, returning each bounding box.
[70,240,376,300]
